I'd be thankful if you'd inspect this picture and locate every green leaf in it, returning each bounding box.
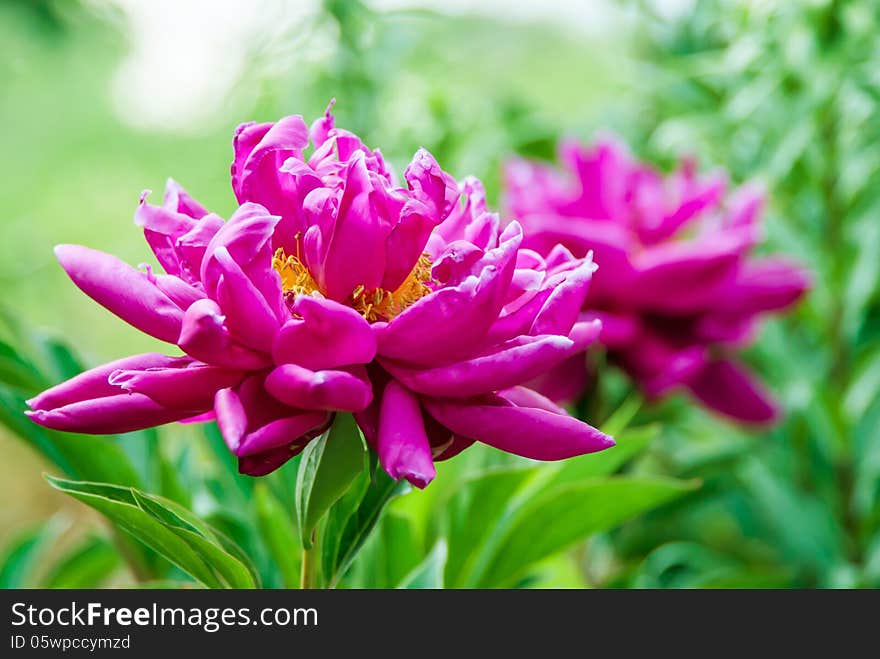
[129,491,258,589]
[329,469,410,587]
[321,467,370,584]
[254,483,301,589]
[397,540,447,589]
[477,476,699,587]
[295,413,367,548]
[600,392,644,437]
[551,424,658,486]
[0,517,67,588]
[0,337,44,391]
[42,536,120,588]
[46,476,256,588]
[443,466,535,588]
[0,385,144,488]
[200,422,254,503]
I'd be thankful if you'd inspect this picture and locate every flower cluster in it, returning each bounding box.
[504,137,810,423]
[27,106,612,487]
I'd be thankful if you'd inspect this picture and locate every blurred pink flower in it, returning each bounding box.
[27,105,613,487]
[504,136,810,424]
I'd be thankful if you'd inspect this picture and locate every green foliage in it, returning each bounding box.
[0,518,121,589]
[598,0,880,588]
[2,0,875,590]
[46,476,257,589]
[295,413,367,549]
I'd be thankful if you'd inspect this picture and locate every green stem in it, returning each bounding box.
[300,528,320,589]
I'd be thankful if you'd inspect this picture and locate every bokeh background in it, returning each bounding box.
[1,0,878,588]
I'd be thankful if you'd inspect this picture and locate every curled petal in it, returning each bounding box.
[377,222,522,366]
[55,245,183,343]
[27,353,175,412]
[200,203,281,297]
[377,380,435,488]
[26,393,198,435]
[529,256,596,336]
[423,393,613,460]
[265,363,372,412]
[109,360,243,410]
[163,178,209,218]
[214,383,329,458]
[136,191,198,278]
[272,296,376,370]
[685,359,779,424]
[212,246,280,348]
[381,335,575,398]
[178,298,270,370]
[136,182,214,282]
[232,116,309,203]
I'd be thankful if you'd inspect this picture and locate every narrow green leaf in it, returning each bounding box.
[0,385,143,487]
[477,476,699,587]
[42,536,120,589]
[130,491,257,589]
[397,540,447,589]
[46,476,256,589]
[321,468,370,583]
[254,484,301,589]
[0,338,44,391]
[551,424,658,486]
[0,517,67,588]
[443,466,535,588]
[295,413,367,548]
[330,470,410,586]
[600,391,644,437]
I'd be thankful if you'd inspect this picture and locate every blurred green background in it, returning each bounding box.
[1,0,878,588]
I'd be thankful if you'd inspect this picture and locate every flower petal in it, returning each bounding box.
[27,353,175,412]
[231,116,309,204]
[265,363,372,412]
[529,257,596,336]
[55,245,183,343]
[214,381,329,458]
[381,335,575,398]
[212,246,281,348]
[200,203,281,298]
[685,359,779,424]
[423,394,613,460]
[319,152,387,300]
[272,296,376,369]
[26,394,196,434]
[376,222,521,366]
[719,258,811,315]
[630,238,743,312]
[109,359,243,410]
[381,149,457,291]
[178,298,271,370]
[377,380,436,489]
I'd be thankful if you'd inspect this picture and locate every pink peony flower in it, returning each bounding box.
[504,136,810,424]
[27,105,613,487]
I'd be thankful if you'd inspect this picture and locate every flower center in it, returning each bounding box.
[272,249,434,323]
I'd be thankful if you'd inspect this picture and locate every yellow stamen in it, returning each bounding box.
[351,254,434,322]
[272,248,434,322]
[272,248,321,298]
